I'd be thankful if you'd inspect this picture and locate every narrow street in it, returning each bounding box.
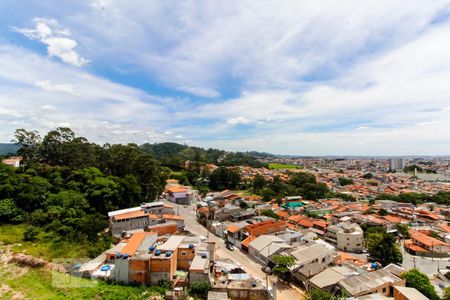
[170,201,305,300]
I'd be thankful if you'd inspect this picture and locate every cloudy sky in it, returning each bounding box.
[1,1,450,155]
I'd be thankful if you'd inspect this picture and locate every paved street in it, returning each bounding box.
[400,241,448,276]
[170,201,305,300]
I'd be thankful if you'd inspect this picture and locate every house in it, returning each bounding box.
[338,268,405,298]
[407,229,450,253]
[393,286,428,300]
[243,220,286,237]
[166,185,197,205]
[1,156,21,167]
[248,235,291,265]
[324,222,364,252]
[308,264,356,292]
[108,202,175,237]
[287,243,335,271]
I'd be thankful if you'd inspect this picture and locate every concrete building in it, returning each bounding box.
[338,268,405,298]
[389,158,405,171]
[287,243,335,271]
[248,235,291,265]
[325,222,364,252]
[108,202,176,237]
[394,286,428,300]
[166,185,197,205]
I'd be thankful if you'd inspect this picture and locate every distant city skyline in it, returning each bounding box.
[1,1,450,155]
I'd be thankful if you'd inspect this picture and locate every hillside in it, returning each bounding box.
[0,143,19,156]
[140,142,267,168]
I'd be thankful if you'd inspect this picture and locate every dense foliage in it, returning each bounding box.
[365,227,402,266]
[306,289,337,300]
[140,142,266,168]
[189,281,211,299]
[376,192,450,205]
[401,269,439,300]
[0,128,168,257]
[251,171,329,201]
[272,255,296,280]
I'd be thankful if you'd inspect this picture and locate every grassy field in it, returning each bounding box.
[0,224,96,260]
[268,163,303,170]
[0,265,158,299]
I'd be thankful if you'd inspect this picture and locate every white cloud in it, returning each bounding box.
[35,80,77,95]
[12,18,89,67]
[226,116,252,125]
[176,86,219,98]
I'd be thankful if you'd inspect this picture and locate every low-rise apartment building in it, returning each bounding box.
[325,222,364,252]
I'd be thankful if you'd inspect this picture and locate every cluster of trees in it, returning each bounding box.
[251,172,329,201]
[0,128,168,256]
[364,227,402,266]
[402,269,440,300]
[376,191,450,206]
[140,142,266,169]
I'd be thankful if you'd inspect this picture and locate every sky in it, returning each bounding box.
[1,0,450,156]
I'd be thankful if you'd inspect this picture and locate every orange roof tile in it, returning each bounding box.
[227,225,240,233]
[313,220,329,229]
[241,235,256,248]
[404,240,427,253]
[163,214,184,220]
[167,186,190,193]
[298,218,313,228]
[121,232,156,256]
[409,230,449,247]
[276,211,290,218]
[113,210,148,221]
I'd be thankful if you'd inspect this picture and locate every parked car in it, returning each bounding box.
[226,243,234,251]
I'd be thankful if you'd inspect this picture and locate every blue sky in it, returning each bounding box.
[1,0,450,155]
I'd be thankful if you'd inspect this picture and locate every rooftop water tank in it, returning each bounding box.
[149,246,155,252]
[200,253,207,259]
[188,243,194,249]
[122,254,129,259]
[165,251,172,257]
[155,250,161,256]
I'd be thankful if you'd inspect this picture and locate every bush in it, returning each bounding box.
[189,281,211,299]
[23,226,40,242]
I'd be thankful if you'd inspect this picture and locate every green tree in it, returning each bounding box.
[252,174,266,191]
[363,173,373,179]
[239,201,248,209]
[272,255,295,281]
[261,210,280,219]
[366,228,402,266]
[306,289,336,300]
[0,198,26,222]
[209,167,241,190]
[379,208,388,216]
[338,177,354,186]
[288,172,317,187]
[189,281,211,299]
[13,128,41,165]
[395,223,410,238]
[444,287,450,300]
[401,269,439,300]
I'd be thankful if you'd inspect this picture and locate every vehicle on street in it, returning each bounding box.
[226,243,234,251]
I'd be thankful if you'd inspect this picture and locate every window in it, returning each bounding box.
[382,287,386,293]
[181,251,186,256]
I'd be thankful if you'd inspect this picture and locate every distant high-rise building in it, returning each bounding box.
[389,158,405,171]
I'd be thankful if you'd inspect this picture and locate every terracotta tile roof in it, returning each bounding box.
[409,230,449,247]
[227,225,241,233]
[288,215,303,223]
[113,210,148,221]
[121,232,156,256]
[440,225,450,234]
[298,218,313,228]
[404,240,427,253]
[313,220,329,229]
[276,211,290,218]
[167,186,190,193]
[241,235,256,248]
[163,214,183,220]
[383,215,406,223]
